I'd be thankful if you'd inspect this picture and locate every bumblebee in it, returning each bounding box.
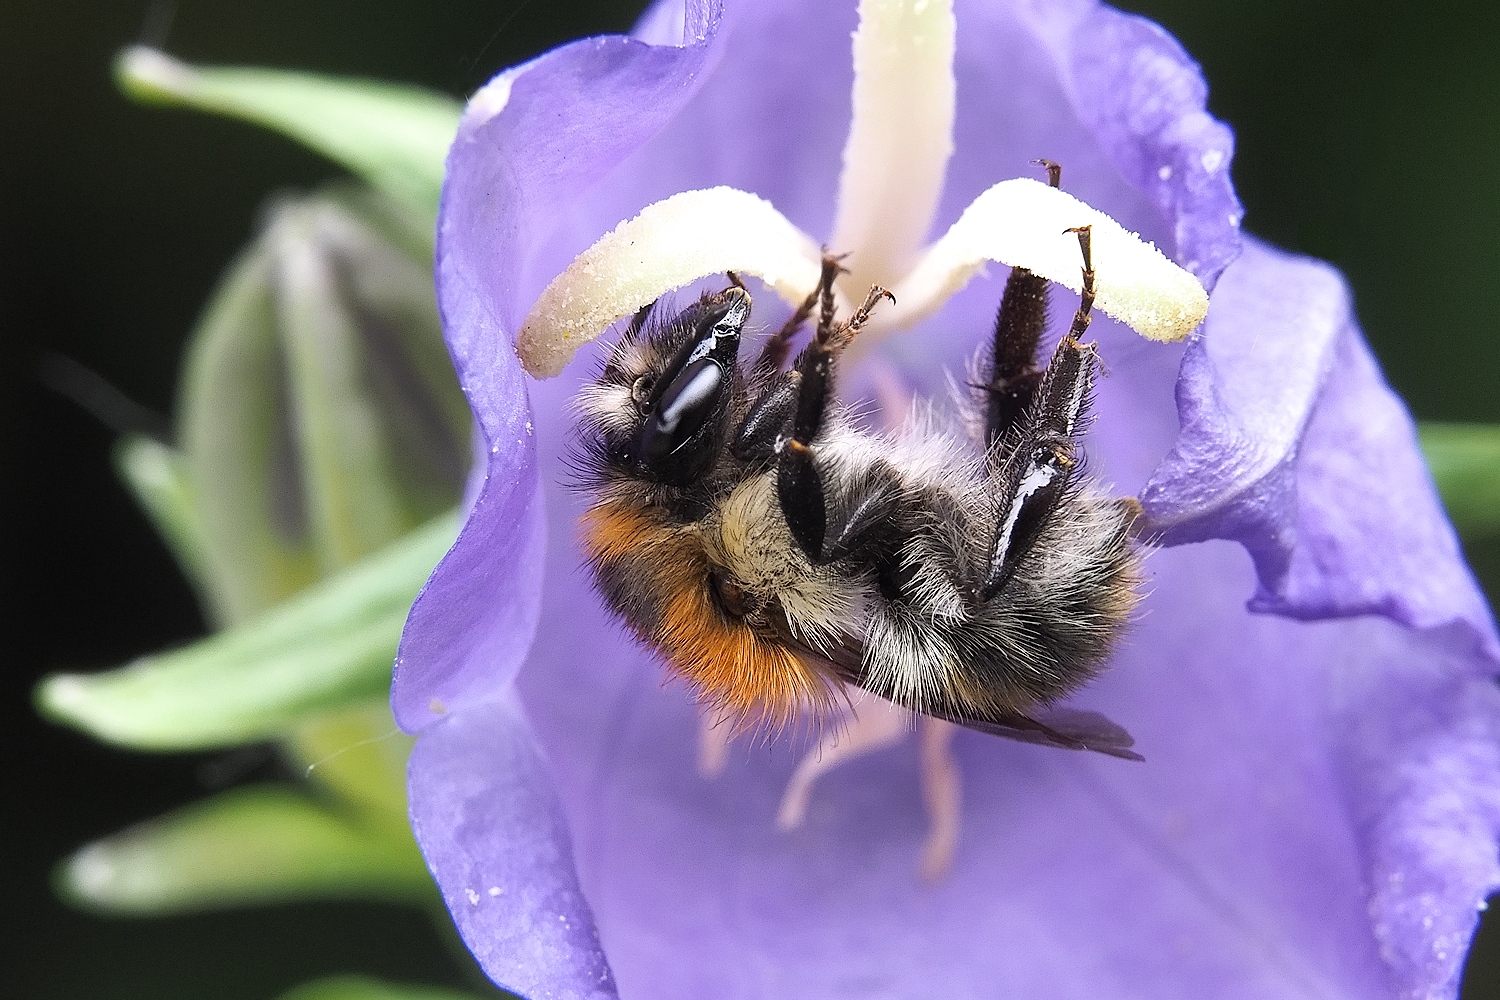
[574,218,1143,760]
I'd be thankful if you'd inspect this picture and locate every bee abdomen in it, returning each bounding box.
[858,482,1139,719]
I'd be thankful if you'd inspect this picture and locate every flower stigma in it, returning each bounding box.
[516,0,1207,379]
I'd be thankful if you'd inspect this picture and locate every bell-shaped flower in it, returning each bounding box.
[394,1,1500,997]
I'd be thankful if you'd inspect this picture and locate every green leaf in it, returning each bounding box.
[1420,422,1500,539]
[116,46,460,220]
[113,435,211,592]
[59,786,431,915]
[278,976,483,1000]
[37,510,457,750]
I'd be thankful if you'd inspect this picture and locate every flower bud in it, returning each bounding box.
[177,185,467,625]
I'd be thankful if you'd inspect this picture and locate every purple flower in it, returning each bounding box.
[392,1,1500,998]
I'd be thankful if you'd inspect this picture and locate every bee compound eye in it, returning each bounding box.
[635,358,727,483]
[656,360,722,435]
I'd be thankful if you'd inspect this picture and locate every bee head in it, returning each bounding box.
[577,286,750,488]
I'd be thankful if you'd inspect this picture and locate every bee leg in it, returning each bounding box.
[776,284,896,562]
[731,372,800,463]
[735,254,848,463]
[977,159,1061,449]
[754,253,842,373]
[980,225,1098,601]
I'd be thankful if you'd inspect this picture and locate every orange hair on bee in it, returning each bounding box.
[581,500,838,732]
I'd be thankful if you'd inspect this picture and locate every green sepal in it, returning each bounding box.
[278,976,483,1000]
[58,785,432,915]
[1420,422,1500,539]
[36,511,457,750]
[116,46,460,221]
[113,434,211,592]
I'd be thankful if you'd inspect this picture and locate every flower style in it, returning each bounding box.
[393,1,1500,998]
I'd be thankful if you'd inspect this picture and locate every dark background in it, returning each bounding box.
[3,1,1498,997]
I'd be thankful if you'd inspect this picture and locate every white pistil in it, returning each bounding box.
[516,187,829,378]
[517,176,1207,376]
[828,0,957,292]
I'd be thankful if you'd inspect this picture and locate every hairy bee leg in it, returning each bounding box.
[777,443,830,560]
[982,270,1047,446]
[978,159,1062,448]
[777,283,896,561]
[776,692,909,830]
[917,717,962,880]
[731,373,800,462]
[980,226,1099,600]
[1034,157,1062,190]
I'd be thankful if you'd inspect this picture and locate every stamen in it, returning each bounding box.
[697,710,736,778]
[829,0,957,292]
[917,717,961,880]
[776,692,909,830]
[517,187,832,377]
[871,178,1210,345]
[771,695,966,879]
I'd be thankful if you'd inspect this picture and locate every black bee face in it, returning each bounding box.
[579,287,750,488]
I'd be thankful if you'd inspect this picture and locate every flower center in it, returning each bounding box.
[513,0,1206,380]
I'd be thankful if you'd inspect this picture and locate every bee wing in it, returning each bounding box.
[933,706,1144,762]
[763,610,1141,761]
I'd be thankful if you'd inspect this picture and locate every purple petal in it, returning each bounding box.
[407,693,617,1000]
[512,498,1500,999]
[1029,0,1243,286]
[404,0,1500,997]
[1141,238,1500,663]
[1337,633,1500,999]
[391,2,728,730]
